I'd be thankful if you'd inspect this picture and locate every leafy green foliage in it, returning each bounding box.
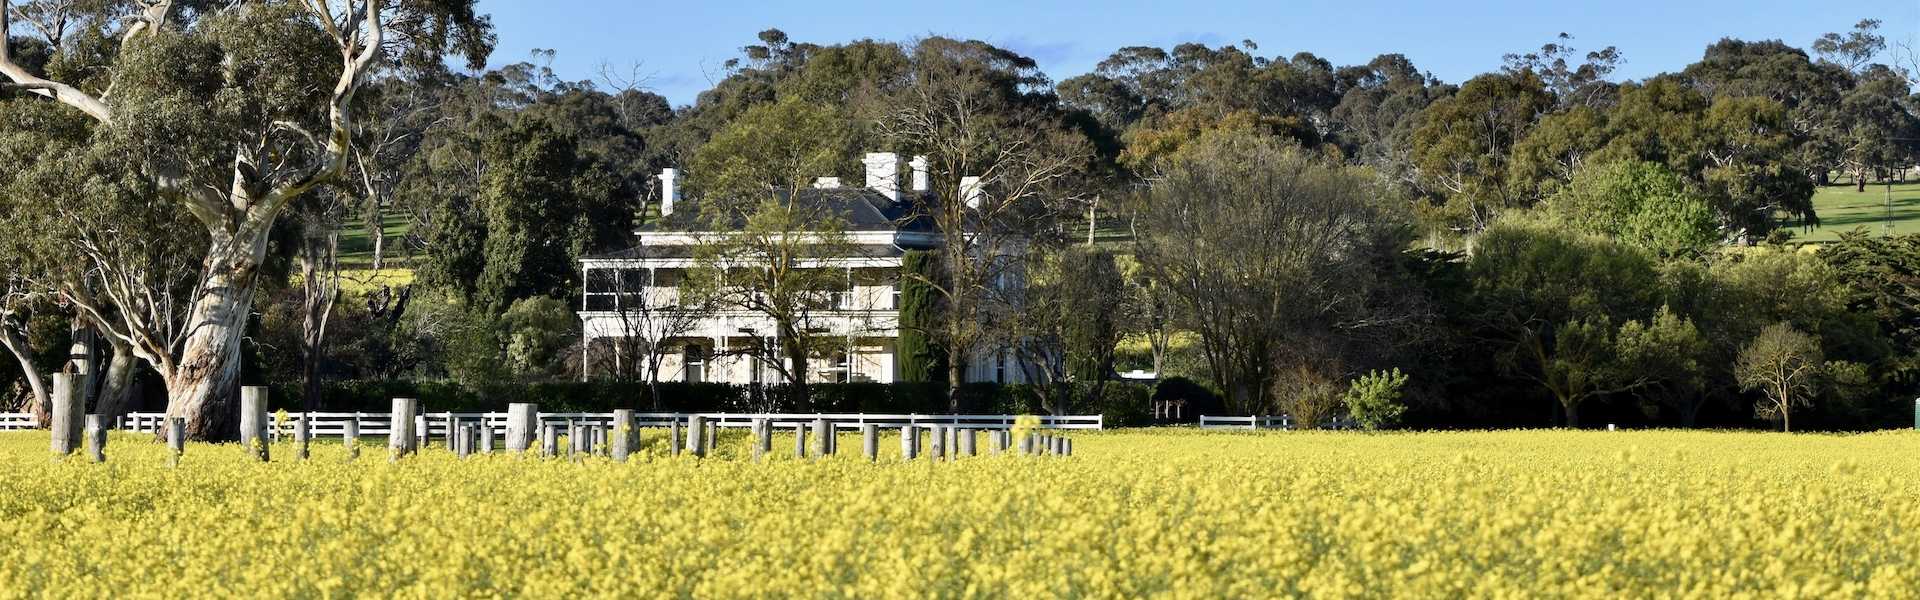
[1548,160,1720,257]
[1344,369,1410,430]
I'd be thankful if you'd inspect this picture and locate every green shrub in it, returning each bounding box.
[1344,369,1411,430]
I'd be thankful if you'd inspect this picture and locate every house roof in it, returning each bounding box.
[582,242,910,261]
[641,187,936,233]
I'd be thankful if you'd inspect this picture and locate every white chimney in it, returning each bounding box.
[657,168,680,216]
[863,152,899,201]
[814,177,842,189]
[909,155,930,193]
[960,176,984,209]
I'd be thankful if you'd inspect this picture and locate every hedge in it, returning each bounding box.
[267,379,1155,424]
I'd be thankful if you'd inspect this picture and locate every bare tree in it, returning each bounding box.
[0,275,49,424]
[879,69,1091,410]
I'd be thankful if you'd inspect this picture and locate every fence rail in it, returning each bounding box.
[20,412,1102,437]
[1198,415,1361,430]
[0,413,36,431]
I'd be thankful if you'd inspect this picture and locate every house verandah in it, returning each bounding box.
[576,152,1046,388]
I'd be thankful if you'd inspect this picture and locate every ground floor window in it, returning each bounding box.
[684,344,706,383]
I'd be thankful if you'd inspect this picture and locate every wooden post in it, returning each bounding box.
[295,413,311,460]
[751,419,770,461]
[414,414,428,451]
[793,422,807,458]
[900,425,917,460]
[506,403,538,453]
[706,420,718,452]
[541,423,558,457]
[49,373,81,457]
[1064,438,1074,456]
[343,420,360,461]
[166,417,185,467]
[480,422,495,454]
[240,386,269,462]
[456,424,472,458]
[811,418,830,458]
[862,424,878,462]
[687,415,707,458]
[611,410,635,462]
[929,426,945,461]
[991,430,1007,454]
[389,397,418,460]
[669,418,683,456]
[959,428,976,457]
[85,414,106,463]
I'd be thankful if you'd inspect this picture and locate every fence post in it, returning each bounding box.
[414,414,428,450]
[49,374,80,457]
[929,426,945,461]
[1064,438,1074,456]
[480,421,495,454]
[611,410,635,462]
[85,414,106,463]
[343,420,360,461]
[900,424,917,460]
[792,422,807,458]
[295,413,311,460]
[862,424,878,462]
[669,418,683,456]
[959,428,976,457]
[687,415,707,458]
[706,420,717,453]
[455,423,472,458]
[541,423,558,457]
[239,386,269,462]
[506,403,537,453]
[389,397,418,461]
[750,418,769,461]
[166,417,185,467]
[811,418,830,458]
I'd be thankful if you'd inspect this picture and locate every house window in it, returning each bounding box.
[684,345,706,383]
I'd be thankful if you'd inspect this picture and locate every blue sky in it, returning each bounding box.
[475,0,1920,107]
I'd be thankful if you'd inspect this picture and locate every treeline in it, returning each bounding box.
[4,9,1919,431]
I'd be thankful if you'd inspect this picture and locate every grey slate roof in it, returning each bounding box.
[583,187,939,262]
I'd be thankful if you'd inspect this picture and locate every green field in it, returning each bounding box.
[337,213,412,269]
[3,428,1918,596]
[1783,182,1920,244]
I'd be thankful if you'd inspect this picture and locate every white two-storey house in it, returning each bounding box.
[578,152,1031,385]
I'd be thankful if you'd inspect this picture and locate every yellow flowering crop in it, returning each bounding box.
[1,429,1917,598]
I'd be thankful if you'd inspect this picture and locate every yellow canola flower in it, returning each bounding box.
[0,429,1916,598]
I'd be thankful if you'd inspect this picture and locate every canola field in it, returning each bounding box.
[1,429,1916,598]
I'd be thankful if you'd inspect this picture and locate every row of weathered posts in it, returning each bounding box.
[47,383,1076,463]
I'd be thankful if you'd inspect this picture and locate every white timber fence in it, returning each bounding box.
[1198,415,1359,430]
[0,413,36,430]
[100,411,1103,437]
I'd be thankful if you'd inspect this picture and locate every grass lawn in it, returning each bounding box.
[337,213,412,269]
[1782,181,1920,244]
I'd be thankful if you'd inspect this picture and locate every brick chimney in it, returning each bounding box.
[909,155,930,193]
[960,176,984,209]
[863,152,900,201]
[657,168,680,216]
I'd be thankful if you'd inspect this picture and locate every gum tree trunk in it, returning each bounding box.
[163,225,270,441]
[0,323,48,426]
[93,337,139,421]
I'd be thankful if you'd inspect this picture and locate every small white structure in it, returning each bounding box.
[579,152,1034,385]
